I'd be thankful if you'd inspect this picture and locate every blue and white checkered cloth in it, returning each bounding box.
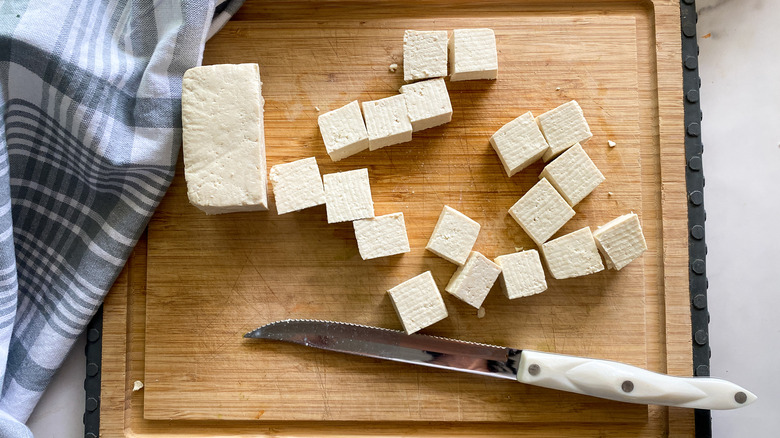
[0,1,245,435]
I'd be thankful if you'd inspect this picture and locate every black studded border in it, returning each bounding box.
[681,0,711,437]
[84,305,102,438]
[82,3,712,436]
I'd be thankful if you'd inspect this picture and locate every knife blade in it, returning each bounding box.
[244,319,756,410]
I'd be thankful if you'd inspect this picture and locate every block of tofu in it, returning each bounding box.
[445,251,502,308]
[495,250,547,299]
[542,227,605,279]
[592,213,648,270]
[323,168,374,223]
[318,100,369,161]
[399,78,452,132]
[425,205,481,265]
[388,271,448,334]
[509,178,575,245]
[449,28,498,81]
[540,143,605,206]
[537,100,593,161]
[403,30,449,82]
[269,157,325,215]
[362,95,412,151]
[490,112,550,177]
[353,212,411,260]
[182,63,268,214]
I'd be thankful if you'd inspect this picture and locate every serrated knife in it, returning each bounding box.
[244,319,755,410]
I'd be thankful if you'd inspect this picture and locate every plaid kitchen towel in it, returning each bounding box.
[0,0,245,435]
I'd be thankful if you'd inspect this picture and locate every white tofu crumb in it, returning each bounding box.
[449,28,498,81]
[540,143,605,206]
[318,100,369,161]
[388,271,448,334]
[537,100,593,161]
[490,112,550,176]
[509,178,575,245]
[182,63,268,214]
[608,191,614,196]
[389,63,398,72]
[323,168,374,223]
[353,212,411,260]
[403,30,448,82]
[399,78,453,132]
[541,227,604,279]
[445,251,502,308]
[555,87,561,91]
[425,205,481,265]
[477,307,486,318]
[315,106,320,112]
[608,140,617,147]
[269,157,325,215]
[495,249,548,299]
[133,380,144,391]
[362,95,412,151]
[592,213,647,270]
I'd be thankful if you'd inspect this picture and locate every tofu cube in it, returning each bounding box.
[425,205,481,265]
[540,143,605,206]
[509,178,575,245]
[537,100,593,161]
[323,168,374,223]
[495,250,547,299]
[542,227,605,279]
[449,28,498,81]
[445,251,502,308]
[318,100,369,161]
[353,212,411,260]
[592,213,647,270]
[182,64,268,214]
[388,271,448,334]
[403,30,449,82]
[362,95,412,151]
[490,112,550,176]
[269,157,325,215]
[399,78,453,132]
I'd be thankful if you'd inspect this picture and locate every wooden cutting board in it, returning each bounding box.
[99,0,694,435]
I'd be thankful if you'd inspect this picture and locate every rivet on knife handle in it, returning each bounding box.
[516,350,756,410]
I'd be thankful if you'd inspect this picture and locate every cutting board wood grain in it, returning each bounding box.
[100,0,694,436]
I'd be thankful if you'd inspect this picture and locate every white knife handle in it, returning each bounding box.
[516,350,756,410]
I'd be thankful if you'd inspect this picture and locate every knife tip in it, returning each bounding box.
[244,329,261,338]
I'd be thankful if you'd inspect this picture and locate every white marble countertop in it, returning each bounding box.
[26,0,779,436]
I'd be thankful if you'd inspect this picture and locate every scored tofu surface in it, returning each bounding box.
[403,30,449,82]
[269,157,325,215]
[182,63,268,215]
[323,168,374,223]
[362,95,413,151]
[445,251,502,308]
[388,271,448,334]
[353,212,411,260]
[537,100,593,161]
[490,112,550,176]
[593,213,647,270]
[542,227,604,280]
[425,205,481,265]
[509,178,575,245]
[495,250,548,299]
[449,28,498,81]
[540,143,605,206]
[399,78,453,132]
[318,100,370,161]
